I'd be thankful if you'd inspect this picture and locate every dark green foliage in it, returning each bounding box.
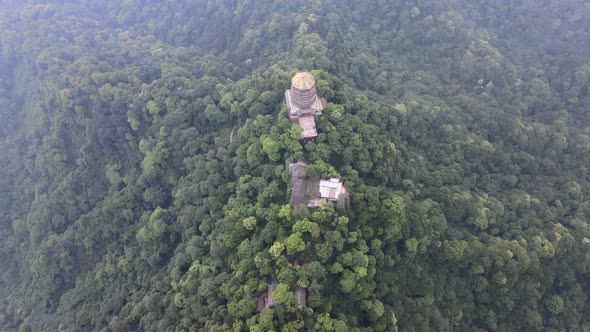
[0,1,589,331]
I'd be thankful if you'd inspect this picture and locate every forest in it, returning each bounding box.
[0,0,589,331]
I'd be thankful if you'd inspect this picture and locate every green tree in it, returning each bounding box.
[285,233,306,255]
[546,295,564,315]
[261,135,281,162]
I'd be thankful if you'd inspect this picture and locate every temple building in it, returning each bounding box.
[285,72,326,139]
[256,281,307,311]
[289,161,349,209]
[294,286,307,308]
[256,281,278,312]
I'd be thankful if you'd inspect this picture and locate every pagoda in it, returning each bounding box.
[285,72,326,139]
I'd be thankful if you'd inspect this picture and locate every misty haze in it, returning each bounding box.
[0,1,589,331]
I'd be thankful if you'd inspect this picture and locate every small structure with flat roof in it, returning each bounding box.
[266,282,277,308]
[288,161,349,209]
[320,178,349,210]
[294,286,307,308]
[285,72,326,139]
[256,281,278,312]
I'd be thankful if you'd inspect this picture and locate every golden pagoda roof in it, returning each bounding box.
[291,72,316,90]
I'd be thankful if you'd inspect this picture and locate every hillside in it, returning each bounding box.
[0,1,589,331]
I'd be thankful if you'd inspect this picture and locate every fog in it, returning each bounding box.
[0,1,589,331]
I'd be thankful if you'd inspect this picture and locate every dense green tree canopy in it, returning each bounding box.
[0,0,589,331]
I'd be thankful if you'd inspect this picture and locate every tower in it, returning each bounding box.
[290,72,320,110]
[285,72,325,139]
